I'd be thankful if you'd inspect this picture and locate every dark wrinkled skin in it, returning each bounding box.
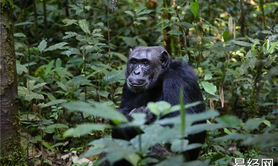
[125,46,170,93]
[109,46,206,166]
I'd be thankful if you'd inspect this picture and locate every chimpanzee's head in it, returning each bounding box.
[126,46,171,93]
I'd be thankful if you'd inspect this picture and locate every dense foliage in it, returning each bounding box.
[10,0,278,165]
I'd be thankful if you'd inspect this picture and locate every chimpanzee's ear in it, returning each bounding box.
[160,50,171,69]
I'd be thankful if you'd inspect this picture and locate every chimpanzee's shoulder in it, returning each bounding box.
[167,60,197,81]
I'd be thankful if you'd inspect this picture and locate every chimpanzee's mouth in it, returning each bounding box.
[127,79,147,87]
[127,82,147,92]
[128,82,147,87]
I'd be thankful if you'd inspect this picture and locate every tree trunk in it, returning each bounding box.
[0,1,25,164]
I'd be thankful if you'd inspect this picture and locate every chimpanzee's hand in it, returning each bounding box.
[128,107,156,124]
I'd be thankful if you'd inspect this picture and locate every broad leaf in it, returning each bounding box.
[64,123,110,137]
[190,0,199,18]
[45,42,68,51]
[201,81,217,95]
[38,40,47,52]
[63,101,127,122]
[78,19,90,34]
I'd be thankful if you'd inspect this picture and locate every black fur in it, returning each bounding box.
[110,47,206,165]
[119,60,204,114]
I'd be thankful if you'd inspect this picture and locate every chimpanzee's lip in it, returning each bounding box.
[127,81,147,88]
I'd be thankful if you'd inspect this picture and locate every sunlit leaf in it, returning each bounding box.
[16,60,28,75]
[78,19,91,34]
[223,31,230,42]
[45,42,68,51]
[38,40,47,52]
[190,0,199,18]
[63,18,77,26]
[124,11,134,17]
[147,101,172,116]
[201,81,217,95]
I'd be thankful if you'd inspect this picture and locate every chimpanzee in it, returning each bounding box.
[111,46,206,165]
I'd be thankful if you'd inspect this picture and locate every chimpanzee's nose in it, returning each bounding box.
[128,78,146,86]
[133,69,140,75]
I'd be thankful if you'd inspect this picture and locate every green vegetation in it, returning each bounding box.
[4,0,278,165]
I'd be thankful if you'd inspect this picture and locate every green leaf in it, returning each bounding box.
[131,124,176,152]
[136,17,148,21]
[224,128,232,134]
[64,123,110,137]
[186,110,219,125]
[156,156,184,166]
[215,133,249,142]
[186,123,223,135]
[63,18,77,26]
[14,33,26,38]
[115,53,128,62]
[32,82,47,90]
[63,31,78,39]
[102,70,125,86]
[124,11,134,17]
[263,120,271,127]
[244,118,264,131]
[242,132,278,148]
[78,19,91,34]
[122,37,137,47]
[18,86,44,101]
[190,0,199,18]
[45,123,68,134]
[38,40,47,52]
[63,101,128,122]
[30,135,42,143]
[61,47,80,56]
[204,73,212,80]
[223,31,230,42]
[45,42,68,51]
[42,141,55,151]
[201,81,217,95]
[16,60,28,75]
[159,109,219,127]
[87,138,138,165]
[177,22,193,29]
[170,139,189,152]
[147,101,172,116]
[168,30,182,36]
[232,40,252,47]
[137,9,152,16]
[216,115,241,128]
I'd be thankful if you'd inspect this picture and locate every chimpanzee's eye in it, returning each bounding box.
[129,59,136,64]
[142,60,149,65]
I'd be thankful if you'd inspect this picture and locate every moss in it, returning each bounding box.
[0,137,27,166]
[0,0,14,15]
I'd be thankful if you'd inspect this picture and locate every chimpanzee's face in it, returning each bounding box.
[126,46,170,93]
